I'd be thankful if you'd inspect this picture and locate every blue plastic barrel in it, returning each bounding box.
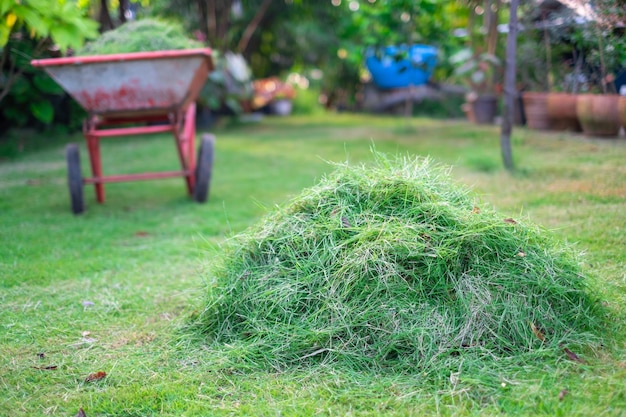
[365,44,438,89]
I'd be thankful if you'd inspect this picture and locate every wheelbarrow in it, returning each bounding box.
[31,49,215,214]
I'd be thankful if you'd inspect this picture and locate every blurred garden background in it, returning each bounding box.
[1,1,625,416]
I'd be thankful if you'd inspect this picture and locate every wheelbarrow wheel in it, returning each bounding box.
[66,143,85,214]
[193,133,215,203]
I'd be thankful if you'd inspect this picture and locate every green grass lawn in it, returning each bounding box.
[1,113,625,416]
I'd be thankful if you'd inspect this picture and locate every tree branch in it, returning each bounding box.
[207,0,217,43]
[98,0,115,32]
[217,0,233,46]
[237,0,272,54]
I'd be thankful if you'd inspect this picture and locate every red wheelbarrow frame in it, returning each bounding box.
[32,49,215,214]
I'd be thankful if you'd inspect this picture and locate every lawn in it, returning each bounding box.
[1,113,625,416]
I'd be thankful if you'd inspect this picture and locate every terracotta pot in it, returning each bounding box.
[471,95,498,124]
[618,96,626,129]
[576,94,620,137]
[546,93,581,131]
[521,92,550,130]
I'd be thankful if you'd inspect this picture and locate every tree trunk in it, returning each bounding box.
[98,0,114,32]
[197,0,210,43]
[119,0,129,24]
[500,0,518,172]
[204,0,233,50]
[485,0,500,56]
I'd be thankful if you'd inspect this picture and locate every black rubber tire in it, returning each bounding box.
[193,133,215,203]
[66,143,85,214]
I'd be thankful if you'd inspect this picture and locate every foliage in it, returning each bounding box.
[198,50,254,114]
[0,0,97,132]
[290,85,325,116]
[447,1,505,96]
[145,1,465,107]
[567,0,626,94]
[568,25,625,93]
[0,31,86,132]
[516,0,626,93]
[0,0,98,52]
[77,18,202,55]
[327,0,463,104]
[449,47,502,95]
[198,152,606,374]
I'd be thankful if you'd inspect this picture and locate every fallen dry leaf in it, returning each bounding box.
[530,322,546,342]
[33,365,57,370]
[84,371,106,382]
[563,347,585,364]
[558,389,568,401]
[134,231,150,237]
[472,206,481,214]
[503,218,517,224]
[75,408,87,417]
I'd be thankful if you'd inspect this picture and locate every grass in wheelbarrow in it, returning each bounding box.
[78,18,202,55]
[196,152,608,383]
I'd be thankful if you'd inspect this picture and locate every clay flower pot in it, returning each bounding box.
[522,92,550,130]
[576,94,620,137]
[471,94,498,124]
[618,96,626,130]
[546,93,581,131]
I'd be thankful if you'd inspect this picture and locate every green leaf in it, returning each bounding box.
[1,0,16,16]
[3,105,28,126]
[9,76,30,96]
[49,24,81,52]
[224,97,242,114]
[449,48,472,65]
[33,74,64,95]
[0,25,10,47]
[19,7,50,38]
[30,99,53,123]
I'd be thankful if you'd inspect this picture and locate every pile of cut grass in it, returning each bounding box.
[78,19,202,56]
[198,153,606,374]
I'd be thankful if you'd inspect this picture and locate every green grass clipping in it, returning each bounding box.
[198,153,607,375]
[78,19,202,55]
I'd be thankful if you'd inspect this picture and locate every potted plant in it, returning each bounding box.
[572,1,625,137]
[198,51,255,123]
[619,83,626,131]
[450,48,502,124]
[269,81,296,116]
[516,28,552,130]
[252,76,296,116]
[546,58,584,132]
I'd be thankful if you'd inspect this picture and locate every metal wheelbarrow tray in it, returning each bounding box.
[31,48,215,214]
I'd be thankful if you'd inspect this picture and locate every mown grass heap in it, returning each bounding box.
[199,154,605,373]
[78,19,202,56]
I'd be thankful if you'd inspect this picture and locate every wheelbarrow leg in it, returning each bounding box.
[174,103,196,195]
[85,134,105,203]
